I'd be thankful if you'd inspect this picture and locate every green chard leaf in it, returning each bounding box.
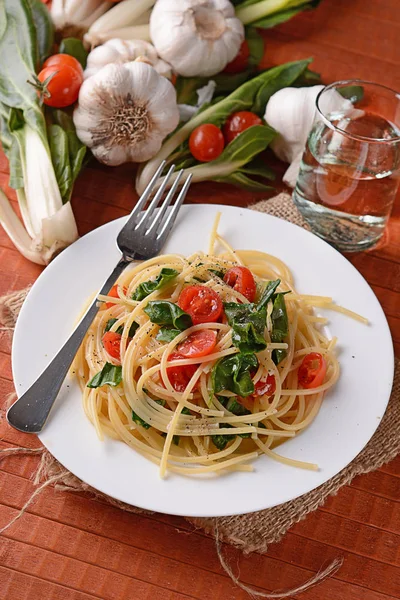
[104,318,139,337]
[225,397,251,416]
[59,37,88,69]
[156,327,181,342]
[224,302,267,354]
[212,428,236,450]
[144,301,192,330]
[29,0,54,64]
[87,363,122,388]
[212,353,258,397]
[271,293,289,365]
[51,110,87,182]
[132,410,151,429]
[257,279,281,310]
[48,124,72,204]
[132,268,179,301]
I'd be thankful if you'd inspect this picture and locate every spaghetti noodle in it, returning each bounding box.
[74,214,360,477]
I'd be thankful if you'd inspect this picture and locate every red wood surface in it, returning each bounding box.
[1,1,400,599]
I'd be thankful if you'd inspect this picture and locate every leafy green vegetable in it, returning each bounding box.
[136,59,312,195]
[181,406,192,415]
[339,85,364,104]
[209,268,225,279]
[132,410,151,429]
[59,37,88,69]
[246,27,265,66]
[235,0,322,29]
[212,428,236,450]
[226,397,251,416]
[224,302,267,354]
[161,432,180,445]
[29,0,54,64]
[144,301,192,330]
[257,279,281,310]
[104,318,139,337]
[156,327,181,342]
[271,293,289,364]
[87,363,122,388]
[0,0,85,265]
[48,124,72,204]
[212,353,258,397]
[132,268,179,301]
[51,110,87,184]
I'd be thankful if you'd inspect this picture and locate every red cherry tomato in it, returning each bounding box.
[224,266,256,302]
[223,40,250,74]
[189,124,225,163]
[177,329,217,359]
[42,54,83,76]
[164,352,198,392]
[102,332,122,361]
[223,111,263,144]
[178,286,223,325]
[254,374,276,397]
[298,353,327,389]
[37,63,83,107]
[105,285,128,309]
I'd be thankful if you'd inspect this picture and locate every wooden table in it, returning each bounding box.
[1,1,399,598]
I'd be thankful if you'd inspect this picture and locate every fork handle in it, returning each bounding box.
[7,257,130,434]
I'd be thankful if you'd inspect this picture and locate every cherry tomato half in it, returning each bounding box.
[189,124,225,163]
[223,111,263,145]
[37,63,83,107]
[177,329,217,359]
[164,352,198,392]
[102,332,122,361]
[254,374,276,397]
[42,54,83,76]
[223,40,250,74]
[224,266,256,302]
[298,353,327,389]
[178,286,223,325]
[105,284,128,309]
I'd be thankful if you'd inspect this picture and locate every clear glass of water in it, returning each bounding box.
[293,80,400,251]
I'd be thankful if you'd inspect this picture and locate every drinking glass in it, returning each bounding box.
[293,80,400,251]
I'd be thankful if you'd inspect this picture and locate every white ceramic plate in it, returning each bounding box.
[12,204,394,517]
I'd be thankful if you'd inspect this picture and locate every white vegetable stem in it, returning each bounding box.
[87,0,155,35]
[237,0,304,24]
[51,0,112,30]
[0,126,78,265]
[84,24,151,46]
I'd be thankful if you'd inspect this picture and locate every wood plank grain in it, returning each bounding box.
[0,466,399,598]
[0,566,103,600]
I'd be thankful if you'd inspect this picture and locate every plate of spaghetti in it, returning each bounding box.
[12,204,394,516]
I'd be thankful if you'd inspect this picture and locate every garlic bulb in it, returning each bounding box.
[84,39,172,80]
[265,85,355,188]
[73,61,180,166]
[150,0,244,77]
[51,0,112,33]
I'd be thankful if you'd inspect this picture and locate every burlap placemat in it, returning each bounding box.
[1,193,399,598]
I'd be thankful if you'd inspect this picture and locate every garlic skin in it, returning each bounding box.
[84,39,172,80]
[150,0,244,77]
[73,61,180,166]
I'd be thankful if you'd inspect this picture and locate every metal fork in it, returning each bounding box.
[7,162,192,434]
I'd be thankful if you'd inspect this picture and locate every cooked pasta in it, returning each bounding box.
[73,213,363,477]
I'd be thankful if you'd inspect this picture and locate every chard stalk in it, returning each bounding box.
[51,0,112,30]
[0,125,78,265]
[84,24,151,47]
[237,0,314,24]
[87,0,155,35]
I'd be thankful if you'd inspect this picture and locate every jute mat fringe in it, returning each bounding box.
[1,193,399,598]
